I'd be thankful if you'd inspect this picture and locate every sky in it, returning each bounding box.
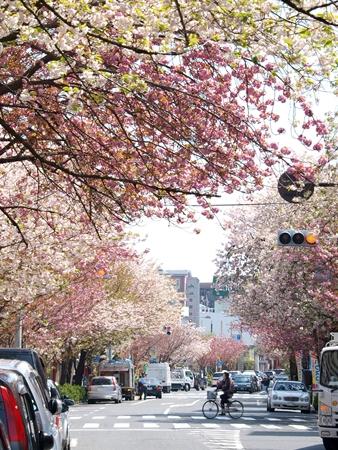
[130,215,227,282]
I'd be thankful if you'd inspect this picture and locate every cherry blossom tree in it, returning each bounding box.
[215,174,338,363]
[198,336,247,370]
[125,323,209,369]
[0,1,335,243]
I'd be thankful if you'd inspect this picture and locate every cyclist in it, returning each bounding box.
[216,371,232,415]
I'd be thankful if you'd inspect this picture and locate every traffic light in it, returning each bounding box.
[277,230,318,247]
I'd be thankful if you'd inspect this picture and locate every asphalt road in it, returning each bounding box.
[68,390,324,450]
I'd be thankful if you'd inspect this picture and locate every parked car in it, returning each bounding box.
[141,378,163,398]
[232,375,256,393]
[193,374,207,391]
[229,371,241,378]
[211,371,226,387]
[0,359,62,450]
[264,370,276,381]
[267,380,311,413]
[242,371,260,391]
[0,365,57,450]
[48,380,73,450]
[0,349,49,400]
[87,376,122,404]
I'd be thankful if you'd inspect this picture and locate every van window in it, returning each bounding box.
[186,371,193,379]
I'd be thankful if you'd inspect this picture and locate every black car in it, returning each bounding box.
[232,375,256,393]
[194,374,207,391]
[143,378,162,398]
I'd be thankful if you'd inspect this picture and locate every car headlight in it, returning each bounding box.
[273,394,278,400]
[301,395,309,402]
[319,402,332,416]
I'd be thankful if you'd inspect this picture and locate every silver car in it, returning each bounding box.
[267,380,311,413]
[87,376,122,404]
[48,379,73,450]
[0,359,62,449]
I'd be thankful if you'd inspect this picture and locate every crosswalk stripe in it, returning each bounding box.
[230,423,251,429]
[266,418,281,421]
[202,423,220,428]
[289,425,310,430]
[261,424,281,430]
[92,416,105,419]
[70,438,78,448]
[83,423,99,429]
[117,415,131,419]
[167,415,181,419]
[114,423,130,428]
[143,423,159,428]
[173,423,191,429]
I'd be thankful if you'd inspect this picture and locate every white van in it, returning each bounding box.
[171,368,194,391]
[146,363,171,393]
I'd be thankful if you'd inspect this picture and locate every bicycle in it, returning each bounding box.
[202,391,244,419]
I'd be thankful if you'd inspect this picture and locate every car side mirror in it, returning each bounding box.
[40,433,54,450]
[49,398,62,415]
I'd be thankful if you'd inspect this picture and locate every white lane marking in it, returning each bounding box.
[167,415,181,419]
[131,399,153,406]
[161,403,174,405]
[83,423,100,429]
[69,417,82,420]
[191,416,206,420]
[242,417,256,421]
[92,416,106,419]
[143,423,160,428]
[216,416,230,420]
[291,418,307,422]
[117,415,131,419]
[230,423,251,429]
[70,438,78,447]
[173,423,191,429]
[289,425,310,430]
[164,400,200,415]
[202,423,220,428]
[266,418,281,421]
[114,423,130,428]
[261,424,281,430]
[142,415,156,419]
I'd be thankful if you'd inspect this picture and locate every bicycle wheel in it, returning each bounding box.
[227,400,244,419]
[202,400,219,419]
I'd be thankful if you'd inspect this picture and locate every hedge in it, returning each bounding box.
[58,384,86,403]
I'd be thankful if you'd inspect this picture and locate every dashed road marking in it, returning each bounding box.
[117,415,131,419]
[83,423,100,429]
[92,416,106,419]
[114,423,130,428]
[261,424,281,430]
[289,424,310,430]
[230,423,251,429]
[70,438,78,447]
[143,423,160,428]
[173,423,191,429]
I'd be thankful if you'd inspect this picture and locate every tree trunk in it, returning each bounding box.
[289,351,298,381]
[73,350,87,385]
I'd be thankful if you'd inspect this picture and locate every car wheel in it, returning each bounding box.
[88,400,95,404]
[184,384,190,391]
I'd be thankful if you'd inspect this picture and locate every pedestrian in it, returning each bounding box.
[138,373,147,400]
[216,371,232,415]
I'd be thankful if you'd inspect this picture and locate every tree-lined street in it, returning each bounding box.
[68,390,322,450]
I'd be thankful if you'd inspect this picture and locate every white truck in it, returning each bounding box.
[317,332,338,450]
[146,362,171,393]
[170,368,194,391]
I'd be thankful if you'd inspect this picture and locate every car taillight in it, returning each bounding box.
[0,386,28,450]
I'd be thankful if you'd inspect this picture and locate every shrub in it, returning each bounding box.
[59,384,86,403]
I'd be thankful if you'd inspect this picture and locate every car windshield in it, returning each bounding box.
[92,378,113,385]
[234,376,251,382]
[320,350,338,388]
[274,382,306,392]
[213,372,224,378]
